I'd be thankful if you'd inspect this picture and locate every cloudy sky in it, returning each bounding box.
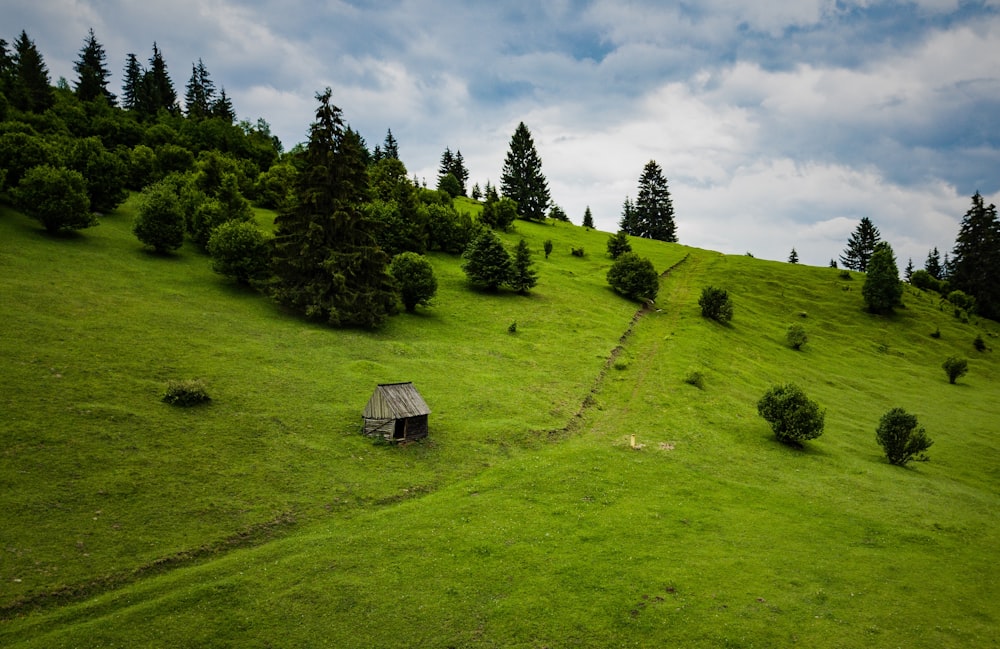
[5,0,999,265]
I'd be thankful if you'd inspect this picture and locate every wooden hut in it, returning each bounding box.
[362,382,430,442]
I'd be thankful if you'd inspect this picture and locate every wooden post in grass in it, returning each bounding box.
[630,434,636,448]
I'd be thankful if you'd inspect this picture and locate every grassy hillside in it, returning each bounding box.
[1,200,998,647]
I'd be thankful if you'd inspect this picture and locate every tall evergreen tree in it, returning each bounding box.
[0,39,13,98]
[269,88,397,328]
[904,257,914,281]
[452,150,469,195]
[212,86,235,123]
[582,206,594,229]
[121,53,143,111]
[619,196,639,235]
[382,129,399,160]
[10,30,53,113]
[501,121,550,221]
[950,191,1000,320]
[634,160,677,242]
[462,229,512,291]
[509,238,538,294]
[73,29,115,104]
[840,216,881,272]
[143,42,177,115]
[184,58,215,119]
[788,248,799,264]
[863,241,903,313]
[924,247,942,279]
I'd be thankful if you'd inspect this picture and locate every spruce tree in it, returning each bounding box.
[121,53,143,111]
[74,29,115,104]
[212,87,235,122]
[582,206,594,229]
[143,43,177,115]
[509,239,538,294]
[382,129,399,160]
[10,30,53,113]
[925,247,942,279]
[950,191,1000,320]
[840,217,881,272]
[501,121,550,221]
[904,258,914,281]
[462,229,512,291]
[0,39,13,98]
[184,58,215,119]
[452,150,469,196]
[269,88,397,327]
[862,241,903,313]
[788,248,799,264]
[634,160,677,242]
[619,197,639,235]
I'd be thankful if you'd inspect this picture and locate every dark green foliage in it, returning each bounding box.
[120,53,143,111]
[155,143,194,176]
[508,321,517,334]
[368,157,426,256]
[65,136,128,213]
[162,379,211,406]
[699,286,734,323]
[389,252,437,312]
[862,241,903,313]
[756,383,825,445]
[788,248,799,264]
[543,239,553,259]
[947,290,976,314]
[974,334,986,352]
[607,252,659,302]
[628,160,676,242]
[470,183,481,200]
[269,89,397,327]
[501,121,550,221]
[925,247,943,279]
[381,129,399,160]
[437,147,468,196]
[909,269,943,293]
[548,204,569,222]
[787,324,808,350]
[683,371,705,389]
[606,231,632,259]
[509,239,538,294]
[480,195,518,231]
[942,356,968,384]
[133,180,185,252]
[73,29,114,104]
[618,196,638,235]
[462,229,512,291]
[582,206,594,229]
[0,130,59,188]
[207,220,271,285]
[839,269,852,280]
[425,203,480,254]
[254,160,297,209]
[10,31,53,113]
[904,258,913,281]
[437,172,462,198]
[184,58,215,119]
[571,246,585,257]
[13,165,94,234]
[876,408,932,466]
[141,42,178,116]
[950,192,1000,320]
[840,217,881,272]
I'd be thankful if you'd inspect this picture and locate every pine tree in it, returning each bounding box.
[582,206,594,229]
[904,257,914,281]
[509,238,538,294]
[0,39,13,98]
[382,129,399,160]
[143,42,177,115]
[73,29,115,104]
[863,241,903,314]
[840,217,881,272]
[462,229,512,291]
[501,121,550,221]
[950,191,1000,320]
[121,53,143,111]
[634,160,677,242]
[184,58,215,119]
[10,30,53,113]
[619,197,639,235]
[452,150,469,196]
[269,88,398,327]
[788,248,799,264]
[212,87,235,123]
[925,247,942,279]
[438,147,454,185]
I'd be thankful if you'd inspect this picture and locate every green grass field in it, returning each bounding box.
[1,199,998,647]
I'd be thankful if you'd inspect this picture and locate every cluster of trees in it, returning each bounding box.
[838,194,1000,322]
[619,160,678,243]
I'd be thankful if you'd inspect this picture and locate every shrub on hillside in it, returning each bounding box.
[606,231,632,260]
[875,407,932,466]
[787,324,808,350]
[756,383,825,445]
[163,379,211,406]
[543,239,553,259]
[947,290,976,314]
[389,252,438,312]
[207,220,271,285]
[973,334,986,352]
[462,229,512,291]
[699,286,733,323]
[606,252,659,302]
[13,165,95,234]
[942,356,968,384]
[909,269,942,293]
[133,181,185,253]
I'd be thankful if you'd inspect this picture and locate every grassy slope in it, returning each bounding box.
[2,202,998,647]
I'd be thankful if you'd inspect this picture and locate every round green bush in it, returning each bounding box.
[13,165,94,234]
[787,324,808,350]
[606,252,659,302]
[942,356,968,384]
[756,383,825,445]
[389,252,438,312]
[875,408,932,466]
[207,220,271,285]
[699,286,733,322]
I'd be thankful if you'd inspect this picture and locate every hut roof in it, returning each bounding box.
[363,382,430,419]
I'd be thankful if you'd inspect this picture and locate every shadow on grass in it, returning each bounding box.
[763,434,833,458]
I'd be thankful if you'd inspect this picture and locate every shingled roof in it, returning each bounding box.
[363,382,431,420]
